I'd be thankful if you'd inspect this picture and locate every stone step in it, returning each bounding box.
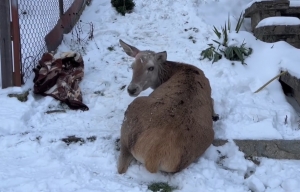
[254,24,300,48]
[245,0,290,17]
[213,139,300,159]
[244,0,290,30]
[255,24,300,35]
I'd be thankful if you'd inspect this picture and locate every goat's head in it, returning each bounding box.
[119,39,167,97]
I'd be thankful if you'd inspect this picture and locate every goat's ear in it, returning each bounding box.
[119,39,140,57]
[155,51,167,62]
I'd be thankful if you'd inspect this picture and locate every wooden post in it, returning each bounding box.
[11,0,22,86]
[0,0,14,88]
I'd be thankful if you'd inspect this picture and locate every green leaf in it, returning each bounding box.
[228,14,231,32]
[200,47,215,61]
[235,12,245,33]
[233,47,244,63]
[213,26,221,39]
[212,39,222,46]
[223,23,228,47]
[223,47,233,60]
[245,47,253,56]
[212,51,222,63]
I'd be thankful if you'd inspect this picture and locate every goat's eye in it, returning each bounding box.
[148,67,154,71]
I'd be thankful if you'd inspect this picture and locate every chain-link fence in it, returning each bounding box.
[17,0,76,83]
[63,0,75,13]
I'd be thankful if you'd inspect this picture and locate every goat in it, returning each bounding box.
[117,39,218,174]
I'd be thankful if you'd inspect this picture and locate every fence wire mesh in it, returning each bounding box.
[18,0,76,83]
[63,0,75,13]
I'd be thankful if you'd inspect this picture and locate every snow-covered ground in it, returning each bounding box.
[1,0,300,191]
[290,0,300,7]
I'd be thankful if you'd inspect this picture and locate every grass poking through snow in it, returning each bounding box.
[148,182,177,192]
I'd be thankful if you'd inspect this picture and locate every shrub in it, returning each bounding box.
[111,0,135,16]
[200,12,252,65]
[220,42,252,65]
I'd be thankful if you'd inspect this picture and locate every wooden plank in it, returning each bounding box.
[61,0,85,34]
[11,0,22,86]
[280,71,300,105]
[280,71,300,91]
[0,0,13,88]
[213,139,300,160]
[44,0,87,52]
[44,19,64,52]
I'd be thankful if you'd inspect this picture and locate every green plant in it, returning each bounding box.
[148,182,177,192]
[220,42,252,65]
[212,12,244,48]
[8,90,29,102]
[111,0,135,16]
[94,90,105,96]
[200,44,222,63]
[200,12,252,64]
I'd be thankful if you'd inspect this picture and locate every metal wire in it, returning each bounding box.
[18,0,76,83]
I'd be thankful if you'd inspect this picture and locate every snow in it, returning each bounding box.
[244,0,273,10]
[1,0,300,191]
[246,175,265,192]
[244,0,300,11]
[256,16,300,28]
[290,0,300,7]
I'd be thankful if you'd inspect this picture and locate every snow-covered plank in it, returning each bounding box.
[256,16,300,28]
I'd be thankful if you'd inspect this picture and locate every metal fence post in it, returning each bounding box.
[0,0,14,88]
[59,0,64,17]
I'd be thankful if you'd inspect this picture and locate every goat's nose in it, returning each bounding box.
[127,87,137,95]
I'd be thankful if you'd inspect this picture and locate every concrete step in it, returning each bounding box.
[213,139,300,160]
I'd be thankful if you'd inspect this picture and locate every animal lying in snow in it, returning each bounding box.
[117,39,219,174]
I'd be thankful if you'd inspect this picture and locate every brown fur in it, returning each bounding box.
[117,40,216,174]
